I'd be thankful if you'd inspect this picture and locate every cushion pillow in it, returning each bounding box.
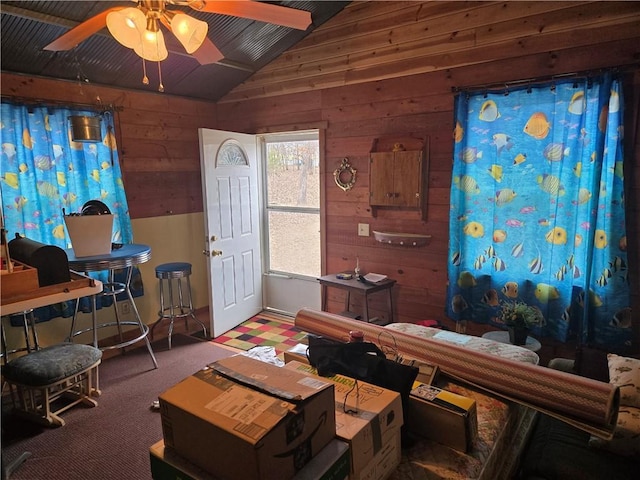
[3,343,102,386]
[589,406,640,457]
[607,354,640,408]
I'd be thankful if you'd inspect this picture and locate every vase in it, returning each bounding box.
[508,326,528,345]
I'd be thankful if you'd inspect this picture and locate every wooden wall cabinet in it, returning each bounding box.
[369,145,427,219]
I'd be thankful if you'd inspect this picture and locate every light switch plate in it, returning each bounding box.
[358,223,370,236]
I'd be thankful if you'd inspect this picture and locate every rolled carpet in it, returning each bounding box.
[295,308,619,439]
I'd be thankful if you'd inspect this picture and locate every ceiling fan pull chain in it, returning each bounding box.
[154,27,165,93]
[142,58,149,86]
[157,61,164,93]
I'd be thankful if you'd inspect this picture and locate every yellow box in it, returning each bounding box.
[407,382,478,452]
[284,361,403,480]
[159,356,336,480]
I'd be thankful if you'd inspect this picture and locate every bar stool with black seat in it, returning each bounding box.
[150,262,207,348]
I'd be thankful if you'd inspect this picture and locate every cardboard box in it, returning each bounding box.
[64,214,113,257]
[407,382,478,452]
[292,437,350,480]
[399,357,439,385]
[284,361,403,480]
[159,356,336,480]
[284,343,310,365]
[150,440,217,480]
[150,438,350,480]
[357,428,401,480]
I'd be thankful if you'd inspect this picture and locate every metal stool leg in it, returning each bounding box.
[177,278,188,329]
[108,270,125,346]
[68,299,81,342]
[20,312,31,353]
[1,310,38,363]
[150,275,166,341]
[186,276,207,338]
[167,278,175,350]
[25,310,39,352]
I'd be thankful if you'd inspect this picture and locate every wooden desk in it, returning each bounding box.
[317,274,396,325]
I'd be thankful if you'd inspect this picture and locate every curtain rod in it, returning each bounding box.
[0,94,123,113]
[451,64,636,94]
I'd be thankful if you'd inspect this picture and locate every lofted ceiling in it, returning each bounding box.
[0,1,349,102]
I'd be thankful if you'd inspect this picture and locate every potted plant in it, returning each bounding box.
[499,301,544,345]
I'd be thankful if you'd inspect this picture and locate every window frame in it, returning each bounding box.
[259,130,320,280]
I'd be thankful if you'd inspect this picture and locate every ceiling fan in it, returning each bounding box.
[43,0,312,67]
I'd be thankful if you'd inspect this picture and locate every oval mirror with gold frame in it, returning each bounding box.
[333,157,357,191]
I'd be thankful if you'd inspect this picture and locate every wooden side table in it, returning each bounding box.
[317,273,396,325]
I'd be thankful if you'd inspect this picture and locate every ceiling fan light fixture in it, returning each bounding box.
[134,24,168,61]
[166,12,208,54]
[106,7,146,49]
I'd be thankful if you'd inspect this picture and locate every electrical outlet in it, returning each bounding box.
[120,301,131,315]
[358,223,370,237]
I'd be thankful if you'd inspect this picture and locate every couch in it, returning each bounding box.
[519,347,640,480]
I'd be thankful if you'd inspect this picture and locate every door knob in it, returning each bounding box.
[211,250,223,257]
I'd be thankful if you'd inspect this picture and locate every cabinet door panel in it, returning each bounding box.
[394,151,422,207]
[370,152,395,206]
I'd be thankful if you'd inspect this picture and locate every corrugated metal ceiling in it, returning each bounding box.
[1,1,349,102]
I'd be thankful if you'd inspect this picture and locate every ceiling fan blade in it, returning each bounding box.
[43,7,124,51]
[189,38,225,65]
[195,1,311,31]
[191,37,224,65]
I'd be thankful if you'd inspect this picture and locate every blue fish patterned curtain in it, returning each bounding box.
[446,73,631,351]
[0,102,140,324]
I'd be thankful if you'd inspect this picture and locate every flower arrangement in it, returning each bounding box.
[499,301,544,329]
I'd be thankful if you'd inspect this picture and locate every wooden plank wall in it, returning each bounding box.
[0,74,218,219]
[1,2,639,359]
[216,1,640,358]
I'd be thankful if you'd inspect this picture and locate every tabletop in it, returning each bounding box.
[65,244,152,272]
[1,273,103,316]
[317,273,396,293]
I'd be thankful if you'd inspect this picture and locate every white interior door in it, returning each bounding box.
[199,129,263,337]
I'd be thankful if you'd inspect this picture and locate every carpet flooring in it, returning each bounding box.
[210,312,308,357]
[1,335,234,480]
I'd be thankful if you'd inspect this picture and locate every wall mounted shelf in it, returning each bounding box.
[372,231,432,247]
